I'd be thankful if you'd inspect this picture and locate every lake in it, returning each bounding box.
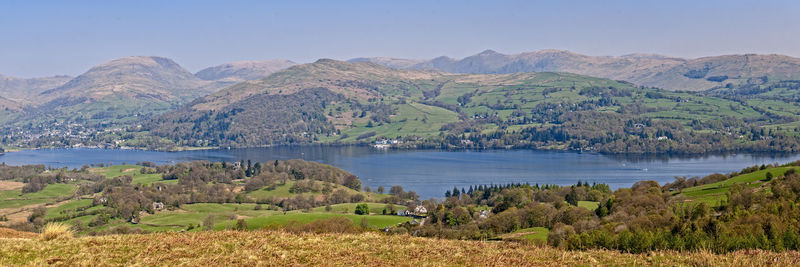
[2,147,799,199]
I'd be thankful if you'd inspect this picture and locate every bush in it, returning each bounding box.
[355,203,369,215]
[40,222,74,241]
[234,219,248,231]
[203,215,216,231]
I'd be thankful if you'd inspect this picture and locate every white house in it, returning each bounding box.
[414,206,427,214]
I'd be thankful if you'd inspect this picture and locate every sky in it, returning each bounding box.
[1,0,799,77]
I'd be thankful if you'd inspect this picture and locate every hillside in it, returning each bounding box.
[195,60,296,83]
[2,57,230,134]
[39,56,208,103]
[352,49,800,91]
[1,230,797,265]
[0,160,417,235]
[0,96,21,112]
[0,74,72,103]
[145,59,800,154]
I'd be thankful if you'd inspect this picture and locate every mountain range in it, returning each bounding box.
[2,49,800,153]
[142,58,800,154]
[0,57,297,125]
[350,49,800,91]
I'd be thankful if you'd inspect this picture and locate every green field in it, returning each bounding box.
[214,213,412,230]
[679,167,800,206]
[333,102,460,142]
[0,184,78,209]
[90,165,174,185]
[500,227,550,242]
[310,202,407,214]
[577,201,599,210]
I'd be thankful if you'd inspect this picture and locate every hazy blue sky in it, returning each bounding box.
[1,0,799,77]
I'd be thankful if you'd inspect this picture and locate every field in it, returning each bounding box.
[678,167,800,206]
[577,201,599,210]
[309,202,407,214]
[0,183,77,209]
[1,164,412,234]
[1,230,798,265]
[499,227,549,243]
[89,164,175,185]
[213,213,411,230]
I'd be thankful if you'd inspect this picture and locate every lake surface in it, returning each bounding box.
[2,147,800,199]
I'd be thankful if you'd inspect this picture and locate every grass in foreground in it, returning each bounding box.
[1,230,799,265]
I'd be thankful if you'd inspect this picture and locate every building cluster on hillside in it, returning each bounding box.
[396,205,427,216]
[372,139,402,149]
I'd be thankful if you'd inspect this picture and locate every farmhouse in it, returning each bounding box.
[414,206,427,214]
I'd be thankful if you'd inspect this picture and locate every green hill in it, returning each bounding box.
[146,59,800,154]
[677,166,800,206]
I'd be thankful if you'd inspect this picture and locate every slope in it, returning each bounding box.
[353,49,800,91]
[195,60,297,83]
[0,74,72,104]
[145,59,800,154]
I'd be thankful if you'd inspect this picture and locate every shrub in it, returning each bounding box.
[234,219,248,231]
[40,222,74,241]
[202,215,216,231]
[355,203,370,215]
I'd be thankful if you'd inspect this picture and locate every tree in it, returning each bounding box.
[389,185,404,195]
[355,203,370,215]
[377,186,385,194]
[565,186,579,206]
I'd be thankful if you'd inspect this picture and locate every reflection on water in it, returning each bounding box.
[2,147,799,199]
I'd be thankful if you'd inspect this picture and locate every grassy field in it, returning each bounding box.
[310,202,407,214]
[1,230,798,265]
[89,165,174,185]
[0,184,77,209]
[678,167,800,206]
[500,227,549,243]
[245,180,387,201]
[213,213,411,230]
[86,202,412,232]
[577,201,599,210]
[333,102,460,142]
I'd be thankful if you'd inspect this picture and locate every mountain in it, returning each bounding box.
[195,60,296,84]
[0,96,21,111]
[40,56,209,103]
[347,57,424,69]
[145,59,800,154]
[0,74,72,103]
[15,56,222,125]
[352,50,800,91]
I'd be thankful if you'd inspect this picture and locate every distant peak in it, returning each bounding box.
[314,58,340,64]
[478,49,500,55]
[98,56,179,68]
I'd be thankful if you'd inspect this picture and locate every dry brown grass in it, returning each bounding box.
[0,228,37,239]
[1,230,799,266]
[39,222,74,241]
[0,180,25,190]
